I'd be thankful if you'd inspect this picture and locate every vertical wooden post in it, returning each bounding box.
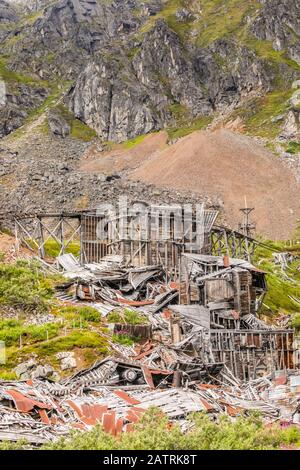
[14,219,20,254]
[60,216,65,255]
[37,216,45,259]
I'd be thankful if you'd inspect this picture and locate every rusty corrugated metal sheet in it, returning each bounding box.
[5,390,52,413]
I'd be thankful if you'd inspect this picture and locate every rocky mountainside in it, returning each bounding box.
[0,0,300,236]
[1,0,299,140]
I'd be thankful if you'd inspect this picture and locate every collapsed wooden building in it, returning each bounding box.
[172,253,294,381]
[9,205,298,380]
[12,205,257,268]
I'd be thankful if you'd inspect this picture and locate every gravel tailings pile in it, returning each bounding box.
[131,129,300,239]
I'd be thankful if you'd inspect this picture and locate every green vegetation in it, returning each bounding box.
[18,10,44,27]
[226,88,294,139]
[122,134,147,149]
[286,141,300,155]
[0,57,48,87]
[111,333,139,346]
[0,258,127,375]
[291,313,300,331]
[107,309,148,325]
[0,371,17,381]
[139,0,187,38]
[241,35,300,74]
[252,243,300,315]
[54,305,101,324]
[240,89,293,138]
[42,104,97,142]
[71,119,97,141]
[42,410,300,450]
[26,330,108,357]
[167,115,213,141]
[138,1,261,46]
[25,237,80,259]
[0,319,60,347]
[127,46,140,60]
[0,260,59,313]
[136,0,300,141]
[194,0,261,47]
[0,328,109,378]
[42,238,80,258]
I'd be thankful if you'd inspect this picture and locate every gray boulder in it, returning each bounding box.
[47,110,71,138]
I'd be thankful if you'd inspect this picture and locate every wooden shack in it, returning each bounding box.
[180,253,267,320]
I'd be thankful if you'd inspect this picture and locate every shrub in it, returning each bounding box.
[57,306,101,323]
[107,309,148,325]
[42,409,300,450]
[0,320,60,347]
[112,333,140,346]
[0,260,58,313]
[32,330,108,357]
[291,313,300,331]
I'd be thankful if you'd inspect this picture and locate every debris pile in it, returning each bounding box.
[56,254,178,311]
[54,253,296,382]
[0,252,298,445]
[0,367,299,444]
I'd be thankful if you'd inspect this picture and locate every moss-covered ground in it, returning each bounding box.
[0,259,148,379]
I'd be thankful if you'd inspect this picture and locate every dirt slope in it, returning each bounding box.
[0,232,32,263]
[81,132,168,174]
[129,129,300,239]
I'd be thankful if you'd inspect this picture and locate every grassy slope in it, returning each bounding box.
[39,104,97,142]
[252,242,300,318]
[0,259,148,379]
[132,0,300,142]
[0,260,106,378]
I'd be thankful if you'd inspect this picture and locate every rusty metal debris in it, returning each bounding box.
[53,252,297,383]
[0,367,299,444]
[0,249,299,444]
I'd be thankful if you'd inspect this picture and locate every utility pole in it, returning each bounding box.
[238,196,256,238]
[238,196,256,261]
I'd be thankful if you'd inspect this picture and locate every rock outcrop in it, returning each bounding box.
[252,0,300,64]
[1,0,300,141]
[47,108,71,138]
[69,19,215,141]
[69,20,273,141]
[0,83,48,138]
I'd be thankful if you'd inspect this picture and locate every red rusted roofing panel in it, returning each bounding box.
[116,297,154,307]
[231,310,240,320]
[115,418,125,435]
[93,404,108,421]
[66,399,83,418]
[142,366,155,388]
[274,375,287,386]
[197,384,220,390]
[102,411,116,435]
[71,422,86,430]
[113,390,141,405]
[220,401,243,417]
[149,368,172,375]
[124,423,134,433]
[5,390,52,413]
[126,409,145,424]
[199,398,215,412]
[131,348,155,361]
[38,409,51,425]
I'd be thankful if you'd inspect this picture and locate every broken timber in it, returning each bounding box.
[4,209,262,269]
